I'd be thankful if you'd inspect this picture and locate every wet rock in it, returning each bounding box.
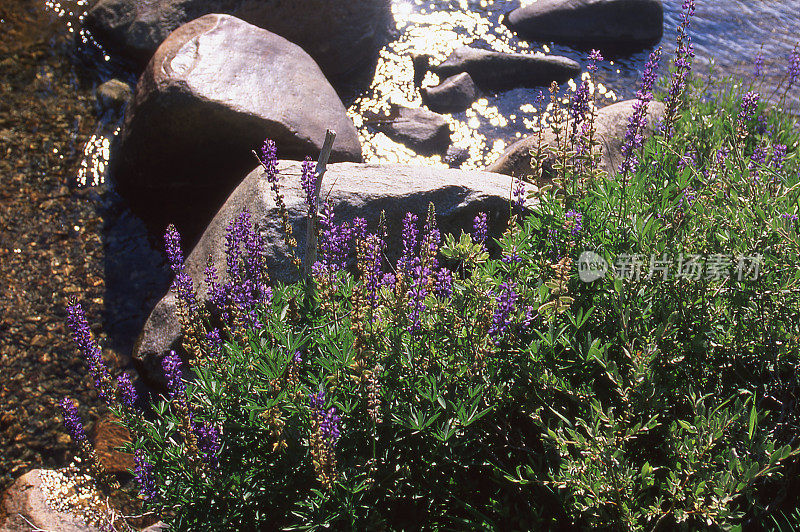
[411,52,431,86]
[421,73,481,114]
[134,161,516,385]
[95,79,132,116]
[430,46,580,91]
[444,145,470,168]
[113,15,361,209]
[85,0,394,88]
[487,99,666,178]
[372,106,451,156]
[0,470,99,532]
[505,0,663,49]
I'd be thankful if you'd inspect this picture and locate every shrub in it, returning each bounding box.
[59,4,800,530]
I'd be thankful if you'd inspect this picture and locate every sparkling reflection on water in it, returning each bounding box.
[42,0,800,181]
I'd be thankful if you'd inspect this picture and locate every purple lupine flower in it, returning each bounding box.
[565,209,583,236]
[134,450,157,501]
[293,351,303,364]
[206,328,222,357]
[488,281,519,343]
[309,390,342,445]
[164,225,198,313]
[781,213,799,222]
[661,0,696,139]
[259,139,279,181]
[162,351,186,403]
[716,147,730,166]
[59,398,87,443]
[116,373,138,409]
[66,301,113,400]
[750,146,768,169]
[381,272,397,289]
[399,212,420,273]
[772,144,787,169]
[472,212,488,247]
[619,48,662,174]
[434,268,453,299]
[317,201,353,272]
[502,247,522,265]
[738,91,760,127]
[588,49,603,72]
[193,422,221,468]
[301,157,317,211]
[513,178,526,210]
[754,50,764,78]
[788,45,800,91]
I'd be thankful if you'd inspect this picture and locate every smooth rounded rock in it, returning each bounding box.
[421,73,481,114]
[372,106,452,156]
[85,0,394,86]
[113,14,362,205]
[487,99,666,178]
[95,79,133,116]
[505,0,664,48]
[430,46,580,91]
[134,161,517,385]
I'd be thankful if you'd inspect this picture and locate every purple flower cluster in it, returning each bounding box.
[677,151,696,172]
[565,210,583,236]
[134,450,157,501]
[259,139,279,182]
[502,247,522,265]
[301,157,318,211]
[772,144,787,169]
[472,212,488,248]
[754,50,764,78]
[619,48,662,174]
[661,0,696,139]
[738,91,760,128]
[162,351,186,404]
[513,178,526,210]
[781,213,799,222]
[489,281,519,343]
[678,187,696,210]
[316,201,353,273]
[193,422,222,468]
[164,225,198,314]
[59,398,87,443]
[588,49,603,72]
[750,146,768,169]
[116,373,138,409]
[309,391,341,445]
[205,210,272,328]
[399,212,420,273]
[66,301,113,400]
[788,45,800,90]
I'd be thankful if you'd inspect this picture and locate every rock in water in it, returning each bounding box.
[505,0,663,49]
[372,106,452,156]
[421,73,481,114]
[85,0,394,87]
[134,162,516,386]
[430,47,580,91]
[95,79,133,117]
[112,15,361,214]
[487,99,666,178]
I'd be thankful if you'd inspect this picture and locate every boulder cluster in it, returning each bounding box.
[2,0,666,529]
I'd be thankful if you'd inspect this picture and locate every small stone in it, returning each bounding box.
[95,79,132,116]
[372,106,451,156]
[421,72,480,114]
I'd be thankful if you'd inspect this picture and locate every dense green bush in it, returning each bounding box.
[60,5,800,530]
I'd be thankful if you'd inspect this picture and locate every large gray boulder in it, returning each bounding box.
[505,0,663,48]
[113,14,361,202]
[487,99,666,178]
[85,0,393,86]
[134,161,516,384]
[430,47,580,91]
